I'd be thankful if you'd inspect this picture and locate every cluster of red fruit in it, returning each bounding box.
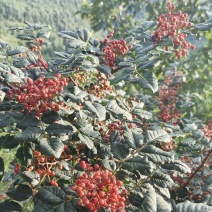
[26,146,72,186]
[13,163,21,174]
[101,30,132,68]
[201,120,212,140]
[153,2,196,58]
[86,73,113,98]
[24,53,49,70]
[158,139,177,151]
[99,121,124,142]
[7,73,68,117]
[157,72,182,123]
[71,161,127,212]
[29,38,45,52]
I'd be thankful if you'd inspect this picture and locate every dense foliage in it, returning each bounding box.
[79,0,212,122]
[0,2,211,212]
[0,0,89,58]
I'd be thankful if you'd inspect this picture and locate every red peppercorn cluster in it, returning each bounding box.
[201,120,212,140]
[71,161,127,212]
[157,139,177,151]
[87,73,113,98]
[29,38,45,52]
[19,52,48,70]
[157,72,182,123]
[101,30,132,68]
[7,73,68,117]
[14,163,21,174]
[99,121,124,142]
[153,2,196,58]
[26,146,73,186]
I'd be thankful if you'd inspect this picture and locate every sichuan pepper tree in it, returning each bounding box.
[0,3,212,212]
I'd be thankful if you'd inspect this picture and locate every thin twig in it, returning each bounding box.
[182,149,212,188]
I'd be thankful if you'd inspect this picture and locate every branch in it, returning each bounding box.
[182,149,212,188]
[0,77,14,89]
[111,66,127,74]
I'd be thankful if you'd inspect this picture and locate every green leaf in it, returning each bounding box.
[78,133,94,149]
[16,34,35,40]
[13,57,31,68]
[46,124,73,136]
[101,159,117,171]
[80,125,99,138]
[0,157,4,181]
[192,129,204,140]
[4,73,22,83]
[106,100,132,120]
[68,39,85,48]
[140,145,173,164]
[176,200,212,212]
[0,39,10,49]
[77,28,90,42]
[110,130,122,143]
[136,44,155,54]
[92,103,106,121]
[111,142,130,160]
[14,126,42,142]
[151,170,174,188]
[0,200,22,212]
[123,156,156,172]
[6,46,28,56]
[162,160,191,173]
[32,202,54,212]
[55,169,71,180]
[58,31,79,39]
[55,202,75,212]
[154,184,170,199]
[16,115,39,130]
[35,186,66,205]
[157,36,173,46]
[140,21,157,31]
[0,111,23,128]
[118,60,134,68]
[26,51,38,64]
[128,191,144,207]
[0,135,19,149]
[196,23,212,31]
[109,68,134,85]
[183,123,197,132]
[124,127,144,149]
[132,109,152,120]
[39,137,64,158]
[10,66,25,78]
[84,101,99,116]
[97,144,113,159]
[137,58,162,70]
[54,51,70,59]
[180,138,196,147]
[16,145,33,167]
[146,129,171,143]
[97,64,111,75]
[41,111,61,124]
[22,171,40,187]
[89,37,99,46]
[6,184,32,201]
[142,189,171,212]
[132,71,158,93]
